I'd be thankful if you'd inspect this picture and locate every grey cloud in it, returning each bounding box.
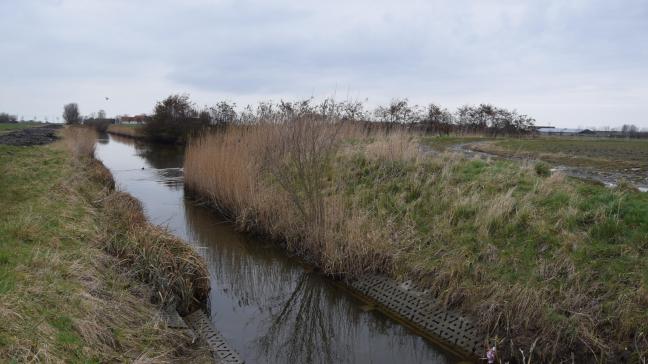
[0,0,647,127]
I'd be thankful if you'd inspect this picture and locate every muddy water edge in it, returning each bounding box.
[96,133,466,364]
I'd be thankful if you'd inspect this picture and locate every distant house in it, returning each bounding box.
[537,127,594,136]
[117,114,148,125]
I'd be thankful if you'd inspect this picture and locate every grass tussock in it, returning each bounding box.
[185,120,648,363]
[100,191,210,313]
[0,140,211,362]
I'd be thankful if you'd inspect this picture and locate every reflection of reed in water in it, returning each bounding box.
[183,198,300,307]
[258,271,449,363]
[111,134,186,190]
[110,133,186,169]
[183,199,450,364]
[152,167,183,190]
[258,273,351,363]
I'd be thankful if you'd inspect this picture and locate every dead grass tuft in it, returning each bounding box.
[101,192,210,313]
[62,126,97,158]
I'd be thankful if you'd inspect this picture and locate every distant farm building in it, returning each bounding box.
[536,127,594,136]
[117,114,148,125]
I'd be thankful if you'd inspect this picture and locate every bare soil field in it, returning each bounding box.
[0,124,61,146]
[433,137,648,191]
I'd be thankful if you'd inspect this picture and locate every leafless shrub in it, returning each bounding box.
[63,103,81,124]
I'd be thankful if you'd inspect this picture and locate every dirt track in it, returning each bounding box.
[0,124,62,146]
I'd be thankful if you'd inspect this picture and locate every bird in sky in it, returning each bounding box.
[105,97,110,101]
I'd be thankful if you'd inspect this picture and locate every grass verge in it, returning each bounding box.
[185,121,648,363]
[0,127,211,362]
[107,124,144,139]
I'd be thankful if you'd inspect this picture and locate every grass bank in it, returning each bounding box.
[0,127,211,362]
[185,121,648,363]
[107,124,144,139]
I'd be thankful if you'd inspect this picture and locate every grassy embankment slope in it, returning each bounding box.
[185,122,648,363]
[106,124,143,138]
[472,137,648,173]
[0,128,211,362]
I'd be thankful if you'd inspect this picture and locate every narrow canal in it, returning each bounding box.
[96,134,460,364]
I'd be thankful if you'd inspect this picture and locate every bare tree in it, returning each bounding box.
[63,103,81,124]
[209,101,237,126]
[621,124,638,136]
[422,103,453,135]
[238,104,256,124]
[339,100,368,122]
[374,98,417,129]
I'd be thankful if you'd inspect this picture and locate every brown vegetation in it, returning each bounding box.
[101,191,210,313]
[62,126,97,158]
[185,120,393,275]
[185,119,648,363]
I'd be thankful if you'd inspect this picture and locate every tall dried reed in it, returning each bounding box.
[63,126,97,158]
[185,120,392,275]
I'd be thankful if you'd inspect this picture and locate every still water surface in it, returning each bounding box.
[96,134,458,364]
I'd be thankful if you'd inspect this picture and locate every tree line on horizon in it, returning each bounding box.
[139,94,538,143]
[53,95,646,143]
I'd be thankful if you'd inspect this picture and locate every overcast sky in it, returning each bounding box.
[1,0,647,128]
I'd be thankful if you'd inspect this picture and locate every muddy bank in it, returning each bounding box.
[0,124,62,146]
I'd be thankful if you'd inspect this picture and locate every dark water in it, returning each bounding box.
[96,134,459,364]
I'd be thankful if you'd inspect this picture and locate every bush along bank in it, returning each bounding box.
[0,126,212,362]
[184,120,648,363]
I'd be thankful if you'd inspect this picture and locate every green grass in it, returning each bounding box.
[0,143,210,362]
[477,137,648,172]
[0,122,43,134]
[335,141,648,361]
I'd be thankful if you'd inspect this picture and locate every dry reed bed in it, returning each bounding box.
[184,120,648,363]
[185,121,393,275]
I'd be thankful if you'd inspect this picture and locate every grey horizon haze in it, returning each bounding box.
[1,0,647,128]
